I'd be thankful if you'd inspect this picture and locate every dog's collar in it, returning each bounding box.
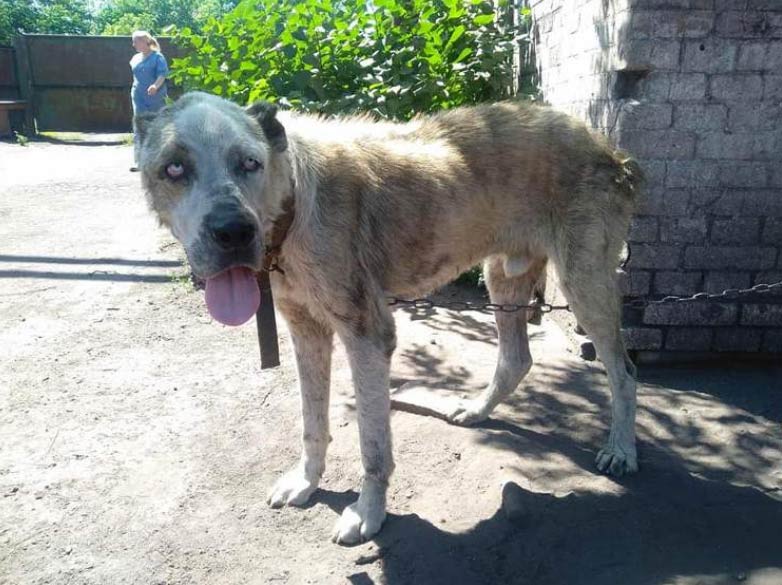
[262,197,295,274]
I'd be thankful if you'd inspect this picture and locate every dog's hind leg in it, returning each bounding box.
[551,228,638,477]
[446,255,544,426]
[268,300,334,508]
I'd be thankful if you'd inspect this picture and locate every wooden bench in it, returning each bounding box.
[0,100,28,137]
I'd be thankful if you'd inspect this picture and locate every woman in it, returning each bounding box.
[129,30,168,171]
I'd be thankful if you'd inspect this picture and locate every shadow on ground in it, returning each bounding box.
[373,308,782,585]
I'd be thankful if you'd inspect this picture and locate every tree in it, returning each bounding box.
[0,0,94,44]
[93,0,237,35]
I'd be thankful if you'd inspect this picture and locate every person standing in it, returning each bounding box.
[129,30,168,171]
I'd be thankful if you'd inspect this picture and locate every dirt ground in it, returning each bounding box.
[1,138,781,585]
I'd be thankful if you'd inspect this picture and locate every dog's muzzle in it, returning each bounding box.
[206,207,259,253]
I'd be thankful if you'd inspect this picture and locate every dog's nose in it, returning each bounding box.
[209,216,257,250]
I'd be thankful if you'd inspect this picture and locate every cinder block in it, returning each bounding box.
[715,0,734,11]
[684,246,777,270]
[688,188,744,216]
[765,42,782,72]
[670,73,708,100]
[715,11,769,38]
[675,104,727,130]
[638,187,690,216]
[712,217,761,244]
[765,75,782,101]
[619,270,652,296]
[710,74,764,102]
[630,11,655,39]
[771,166,782,188]
[736,42,768,70]
[627,244,683,269]
[660,217,708,243]
[714,328,762,351]
[629,0,690,10]
[666,161,720,188]
[742,190,782,215]
[683,40,737,73]
[622,39,681,70]
[762,329,782,352]
[704,271,751,293]
[752,131,782,161]
[728,102,781,131]
[665,327,713,350]
[654,271,703,295]
[644,301,738,326]
[638,72,674,101]
[718,162,768,189]
[618,102,673,130]
[641,160,667,188]
[622,327,663,350]
[754,271,782,286]
[651,10,715,38]
[753,271,782,298]
[696,132,755,160]
[768,12,782,39]
[742,304,782,326]
[762,219,782,244]
[621,130,696,159]
[628,216,659,242]
[749,0,782,11]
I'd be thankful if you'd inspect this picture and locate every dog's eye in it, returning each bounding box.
[165,162,185,180]
[242,157,262,172]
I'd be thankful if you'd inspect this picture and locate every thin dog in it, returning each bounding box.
[136,92,642,545]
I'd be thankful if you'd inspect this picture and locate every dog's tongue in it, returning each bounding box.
[205,267,260,326]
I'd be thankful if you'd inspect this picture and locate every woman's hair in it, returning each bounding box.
[132,30,160,52]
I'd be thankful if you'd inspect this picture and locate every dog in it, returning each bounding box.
[135,91,642,545]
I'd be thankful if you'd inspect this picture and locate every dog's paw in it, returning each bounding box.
[267,471,318,508]
[446,399,488,426]
[332,501,386,545]
[332,480,387,545]
[595,444,638,477]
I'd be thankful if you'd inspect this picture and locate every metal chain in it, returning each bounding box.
[387,279,782,314]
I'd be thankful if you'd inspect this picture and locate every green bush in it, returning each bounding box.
[170,0,533,119]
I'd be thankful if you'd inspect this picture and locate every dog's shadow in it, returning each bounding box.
[317,446,782,585]
[313,357,782,585]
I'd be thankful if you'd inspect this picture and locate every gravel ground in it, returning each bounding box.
[1,139,781,585]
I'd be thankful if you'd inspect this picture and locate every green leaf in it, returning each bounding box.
[454,47,472,63]
[446,25,465,48]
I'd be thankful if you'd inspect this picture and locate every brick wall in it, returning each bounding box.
[530,0,782,356]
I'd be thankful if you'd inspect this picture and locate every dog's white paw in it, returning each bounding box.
[332,501,386,545]
[332,481,387,545]
[595,443,638,477]
[446,399,489,426]
[267,470,319,508]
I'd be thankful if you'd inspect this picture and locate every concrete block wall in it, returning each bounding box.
[530,0,782,355]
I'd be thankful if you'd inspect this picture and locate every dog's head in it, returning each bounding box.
[136,91,291,325]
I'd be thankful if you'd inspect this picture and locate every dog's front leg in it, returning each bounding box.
[332,307,396,545]
[268,301,333,508]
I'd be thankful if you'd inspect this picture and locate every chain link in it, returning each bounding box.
[387,280,782,315]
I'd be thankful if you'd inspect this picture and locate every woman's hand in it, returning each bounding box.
[147,85,159,96]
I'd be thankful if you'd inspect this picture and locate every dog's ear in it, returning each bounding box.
[133,111,158,145]
[246,101,288,152]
